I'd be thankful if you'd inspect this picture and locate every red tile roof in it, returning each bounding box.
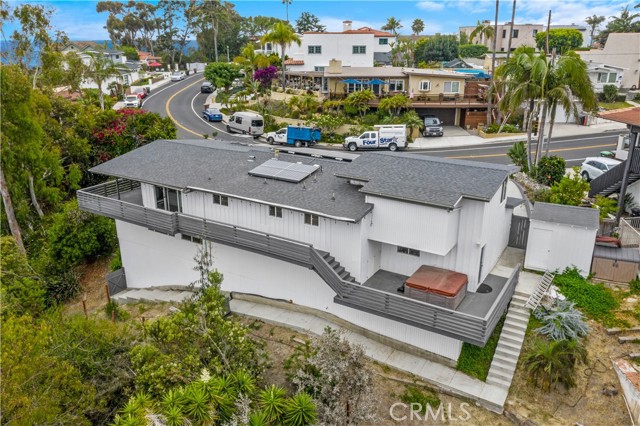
[597,107,640,127]
[304,27,394,37]
[285,59,305,65]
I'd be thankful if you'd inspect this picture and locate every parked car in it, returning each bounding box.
[201,81,215,93]
[202,107,223,122]
[123,94,141,108]
[422,115,444,137]
[130,86,149,99]
[227,112,264,138]
[171,71,186,81]
[579,157,622,181]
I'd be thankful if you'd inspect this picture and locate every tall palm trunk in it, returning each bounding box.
[0,167,25,254]
[505,0,517,61]
[545,101,557,156]
[280,44,287,88]
[526,99,535,172]
[28,174,44,218]
[535,99,548,164]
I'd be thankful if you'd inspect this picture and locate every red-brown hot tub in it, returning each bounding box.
[404,265,468,309]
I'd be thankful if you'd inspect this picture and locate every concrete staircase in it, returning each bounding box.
[318,251,359,284]
[486,290,531,389]
[111,288,195,304]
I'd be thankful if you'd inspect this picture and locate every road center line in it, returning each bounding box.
[165,78,206,138]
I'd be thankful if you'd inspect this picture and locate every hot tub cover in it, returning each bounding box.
[404,265,468,297]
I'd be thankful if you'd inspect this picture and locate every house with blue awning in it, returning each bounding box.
[321,60,490,129]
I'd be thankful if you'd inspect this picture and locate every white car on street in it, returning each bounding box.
[123,94,141,108]
[579,157,621,181]
[171,71,186,81]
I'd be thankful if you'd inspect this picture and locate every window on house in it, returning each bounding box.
[389,79,404,91]
[419,80,431,91]
[304,213,319,226]
[347,83,364,93]
[322,77,329,92]
[181,234,202,244]
[379,38,388,45]
[213,194,229,206]
[502,29,507,38]
[512,29,519,38]
[314,66,325,72]
[269,206,283,218]
[308,45,322,54]
[115,54,120,59]
[397,246,420,257]
[533,29,538,36]
[500,179,507,203]
[155,186,182,212]
[608,73,617,83]
[352,45,366,54]
[443,81,460,93]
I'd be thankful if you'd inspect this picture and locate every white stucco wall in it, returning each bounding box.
[116,220,463,361]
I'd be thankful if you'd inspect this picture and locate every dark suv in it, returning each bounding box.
[422,115,444,137]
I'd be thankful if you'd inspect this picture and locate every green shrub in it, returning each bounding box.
[634,92,640,102]
[47,200,117,270]
[458,44,489,58]
[533,300,590,341]
[104,300,129,322]
[548,167,589,206]
[602,84,619,103]
[456,316,505,380]
[399,386,441,414]
[536,155,566,186]
[593,195,618,219]
[507,141,528,173]
[483,123,521,134]
[553,267,619,325]
[525,338,587,391]
[630,278,640,294]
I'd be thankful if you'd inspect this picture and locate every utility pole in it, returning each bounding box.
[545,10,551,54]
[505,0,516,61]
[487,0,499,127]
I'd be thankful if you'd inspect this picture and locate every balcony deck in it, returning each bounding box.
[363,270,507,318]
[78,179,520,346]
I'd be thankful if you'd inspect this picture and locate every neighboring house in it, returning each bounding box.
[138,50,163,65]
[460,21,542,52]
[584,62,625,92]
[482,52,508,73]
[550,24,589,47]
[322,60,488,127]
[269,21,396,72]
[78,140,520,362]
[578,33,640,90]
[62,42,141,92]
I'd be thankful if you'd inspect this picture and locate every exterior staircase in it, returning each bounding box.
[318,251,359,284]
[486,290,531,389]
[525,271,555,310]
[111,288,195,304]
[589,149,640,197]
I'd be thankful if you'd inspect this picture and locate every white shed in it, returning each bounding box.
[525,203,599,276]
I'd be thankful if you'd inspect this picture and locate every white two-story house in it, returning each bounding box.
[266,21,396,72]
[62,41,141,91]
[78,140,521,363]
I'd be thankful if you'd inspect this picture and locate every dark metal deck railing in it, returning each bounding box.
[589,150,640,197]
[78,180,520,346]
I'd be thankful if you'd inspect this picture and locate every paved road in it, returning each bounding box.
[143,76,625,165]
[413,133,623,166]
[142,73,249,141]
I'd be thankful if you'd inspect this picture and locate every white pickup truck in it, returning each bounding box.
[343,124,407,152]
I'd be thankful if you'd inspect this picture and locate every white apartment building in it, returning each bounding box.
[78,140,522,363]
[265,21,396,72]
[578,33,640,90]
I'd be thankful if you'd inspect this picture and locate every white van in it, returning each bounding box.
[227,112,264,138]
[343,124,407,151]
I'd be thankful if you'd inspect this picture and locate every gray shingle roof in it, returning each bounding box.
[334,152,515,208]
[530,202,599,229]
[90,140,372,221]
[90,140,514,220]
[593,245,640,263]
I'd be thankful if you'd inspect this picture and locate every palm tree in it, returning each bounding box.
[382,17,402,35]
[469,20,495,46]
[525,339,587,391]
[234,43,270,74]
[261,22,301,89]
[585,15,605,47]
[411,18,425,36]
[84,52,128,110]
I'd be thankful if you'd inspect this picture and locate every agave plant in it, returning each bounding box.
[284,393,317,426]
[534,299,590,341]
[259,384,288,422]
[248,410,270,426]
[525,338,588,391]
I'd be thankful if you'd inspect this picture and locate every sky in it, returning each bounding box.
[2,0,637,40]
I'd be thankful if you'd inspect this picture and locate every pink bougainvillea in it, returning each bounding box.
[253,66,278,88]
